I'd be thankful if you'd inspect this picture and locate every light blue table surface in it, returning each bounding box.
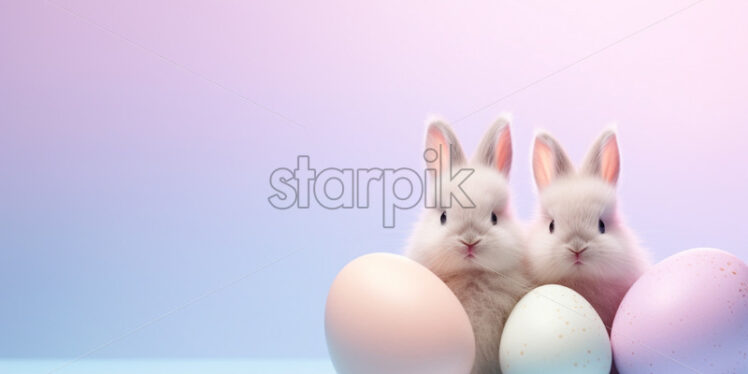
[0,359,336,374]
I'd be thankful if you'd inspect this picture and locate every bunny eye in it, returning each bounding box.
[440,211,447,225]
[549,220,555,234]
[598,219,606,234]
[491,212,498,225]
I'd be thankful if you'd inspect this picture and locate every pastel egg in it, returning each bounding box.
[325,253,475,374]
[500,284,612,374]
[611,248,748,374]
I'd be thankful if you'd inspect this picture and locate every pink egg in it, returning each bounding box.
[611,248,748,374]
[325,253,475,374]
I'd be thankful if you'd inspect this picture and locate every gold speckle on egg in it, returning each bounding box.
[558,334,564,339]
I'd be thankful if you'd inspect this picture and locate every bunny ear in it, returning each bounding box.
[581,129,620,185]
[473,116,513,177]
[425,118,466,176]
[532,132,574,190]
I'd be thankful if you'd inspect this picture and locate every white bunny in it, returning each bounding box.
[406,117,530,374]
[527,129,651,329]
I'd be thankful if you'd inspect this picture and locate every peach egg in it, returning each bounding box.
[324,253,475,374]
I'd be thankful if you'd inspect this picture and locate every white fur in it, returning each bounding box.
[405,117,530,374]
[527,130,650,329]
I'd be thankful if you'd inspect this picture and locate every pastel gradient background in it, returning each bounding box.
[1,0,747,365]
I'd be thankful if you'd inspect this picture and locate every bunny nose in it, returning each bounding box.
[461,239,481,247]
[567,247,588,255]
[567,247,587,264]
[461,239,481,256]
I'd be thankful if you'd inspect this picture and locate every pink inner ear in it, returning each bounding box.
[600,135,620,184]
[533,138,553,189]
[427,126,449,173]
[494,126,512,175]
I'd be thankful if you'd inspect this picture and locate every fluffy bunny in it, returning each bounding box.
[406,117,530,374]
[527,129,650,329]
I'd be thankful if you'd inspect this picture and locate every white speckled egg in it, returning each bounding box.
[500,284,611,374]
[325,253,475,374]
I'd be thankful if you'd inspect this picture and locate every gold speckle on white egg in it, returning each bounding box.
[500,285,611,374]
